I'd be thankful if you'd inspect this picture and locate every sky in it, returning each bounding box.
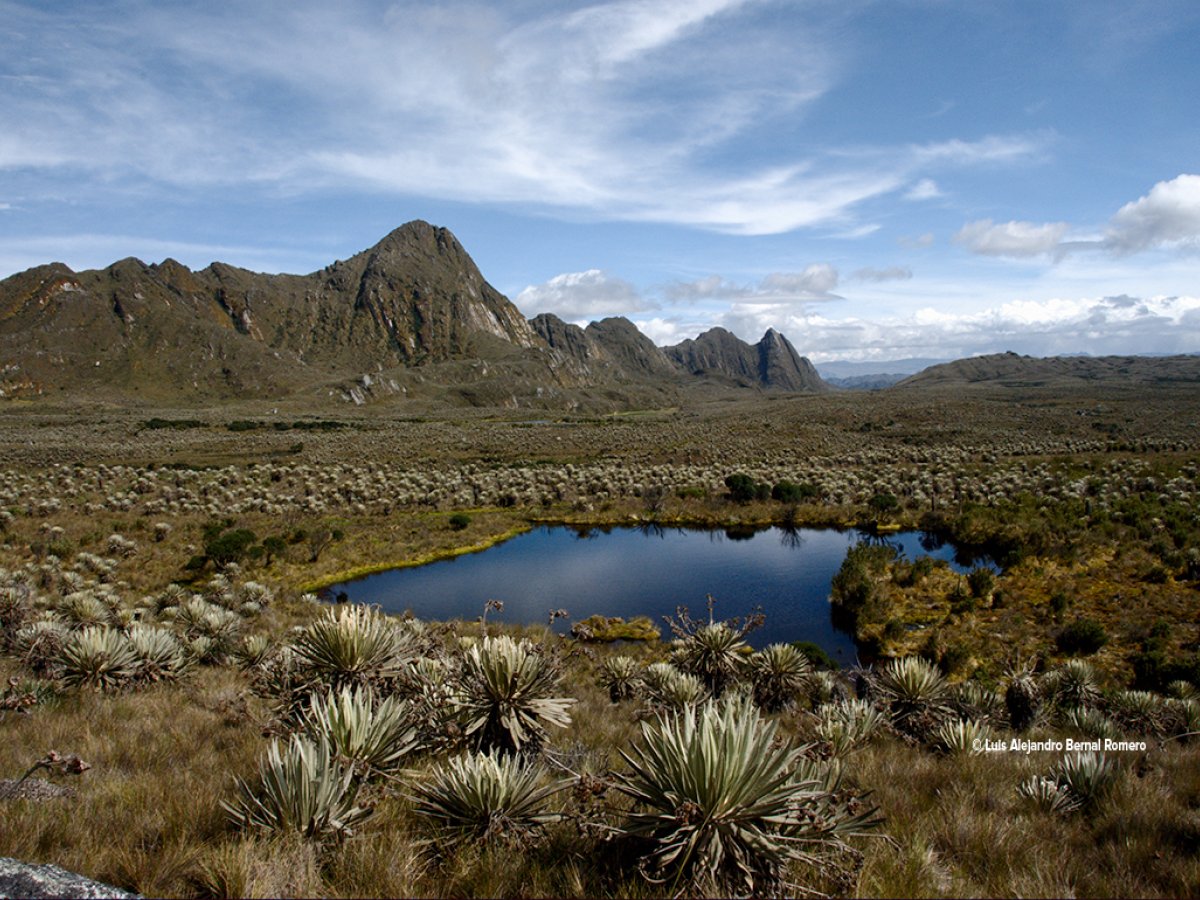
[2,0,1199,365]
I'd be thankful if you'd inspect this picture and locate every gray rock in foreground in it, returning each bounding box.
[0,857,140,899]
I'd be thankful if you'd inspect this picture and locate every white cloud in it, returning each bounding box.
[1105,173,1200,253]
[514,269,649,321]
[904,178,941,200]
[714,294,1200,361]
[762,265,839,295]
[665,266,842,305]
[899,233,935,248]
[0,1,1048,236]
[850,266,913,282]
[953,219,1071,258]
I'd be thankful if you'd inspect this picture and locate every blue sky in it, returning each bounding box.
[2,0,1198,363]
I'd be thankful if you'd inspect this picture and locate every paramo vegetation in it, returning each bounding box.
[2,384,1200,896]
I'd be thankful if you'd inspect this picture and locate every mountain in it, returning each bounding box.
[898,351,1200,388]
[664,327,826,392]
[0,222,829,407]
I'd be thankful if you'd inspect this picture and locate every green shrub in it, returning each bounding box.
[771,480,818,503]
[448,512,472,531]
[1056,618,1109,656]
[724,473,769,503]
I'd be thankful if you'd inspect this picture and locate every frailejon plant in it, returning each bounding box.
[223,735,373,842]
[613,695,879,898]
[933,718,992,755]
[750,643,812,712]
[670,621,749,699]
[56,626,138,691]
[292,604,411,690]
[874,656,951,734]
[1050,751,1120,810]
[641,662,708,710]
[409,749,567,848]
[454,635,575,754]
[597,655,641,703]
[126,624,191,683]
[814,698,888,756]
[302,684,420,780]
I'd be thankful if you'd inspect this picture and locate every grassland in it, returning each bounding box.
[1,381,1199,897]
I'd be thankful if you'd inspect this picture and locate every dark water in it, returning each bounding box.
[322,525,991,667]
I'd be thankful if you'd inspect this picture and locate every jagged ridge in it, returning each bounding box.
[0,221,829,406]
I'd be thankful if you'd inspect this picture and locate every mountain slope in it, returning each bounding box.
[0,222,830,407]
[898,351,1200,388]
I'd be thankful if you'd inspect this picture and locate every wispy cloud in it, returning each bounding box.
[0,0,1047,236]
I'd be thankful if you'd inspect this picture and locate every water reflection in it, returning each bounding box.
[322,525,996,667]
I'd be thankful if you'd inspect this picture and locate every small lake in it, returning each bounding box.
[322,525,992,667]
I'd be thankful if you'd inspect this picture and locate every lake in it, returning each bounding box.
[321,524,991,667]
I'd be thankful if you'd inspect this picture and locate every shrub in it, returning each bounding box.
[224,735,373,842]
[409,750,566,848]
[448,512,472,531]
[771,480,818,503]
[966,566,995,599]
[724,473,769,503]
[1056,618,1109,656]
[613,695,878,897]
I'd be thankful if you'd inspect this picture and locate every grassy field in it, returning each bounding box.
[1,383,1198,897]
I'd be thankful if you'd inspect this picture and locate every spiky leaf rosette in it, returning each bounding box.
[875,656,951,734]
[127,624,191,683]
[223,735,372,842]
[1042,659,1102,712]
[410,749,567,847]
[642,662,709,710]
[598,655,642,703]
[670,622,748,698]
[292,604,410,690]
[302,684,420,780]
[454,635,574,753]
[57,626,138,691]
[750,643,813,712]
[614,695,879,898]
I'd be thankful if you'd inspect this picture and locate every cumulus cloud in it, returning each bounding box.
[849,266,913,282]
[1105,173,1200,253]
[953,219,1071,258]
[713,294,1200,362]
[514,269,649,321]
[953,174,1200,262]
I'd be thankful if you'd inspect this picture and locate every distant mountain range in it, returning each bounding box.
[0,221,826,408]
[2,221,1197,409]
